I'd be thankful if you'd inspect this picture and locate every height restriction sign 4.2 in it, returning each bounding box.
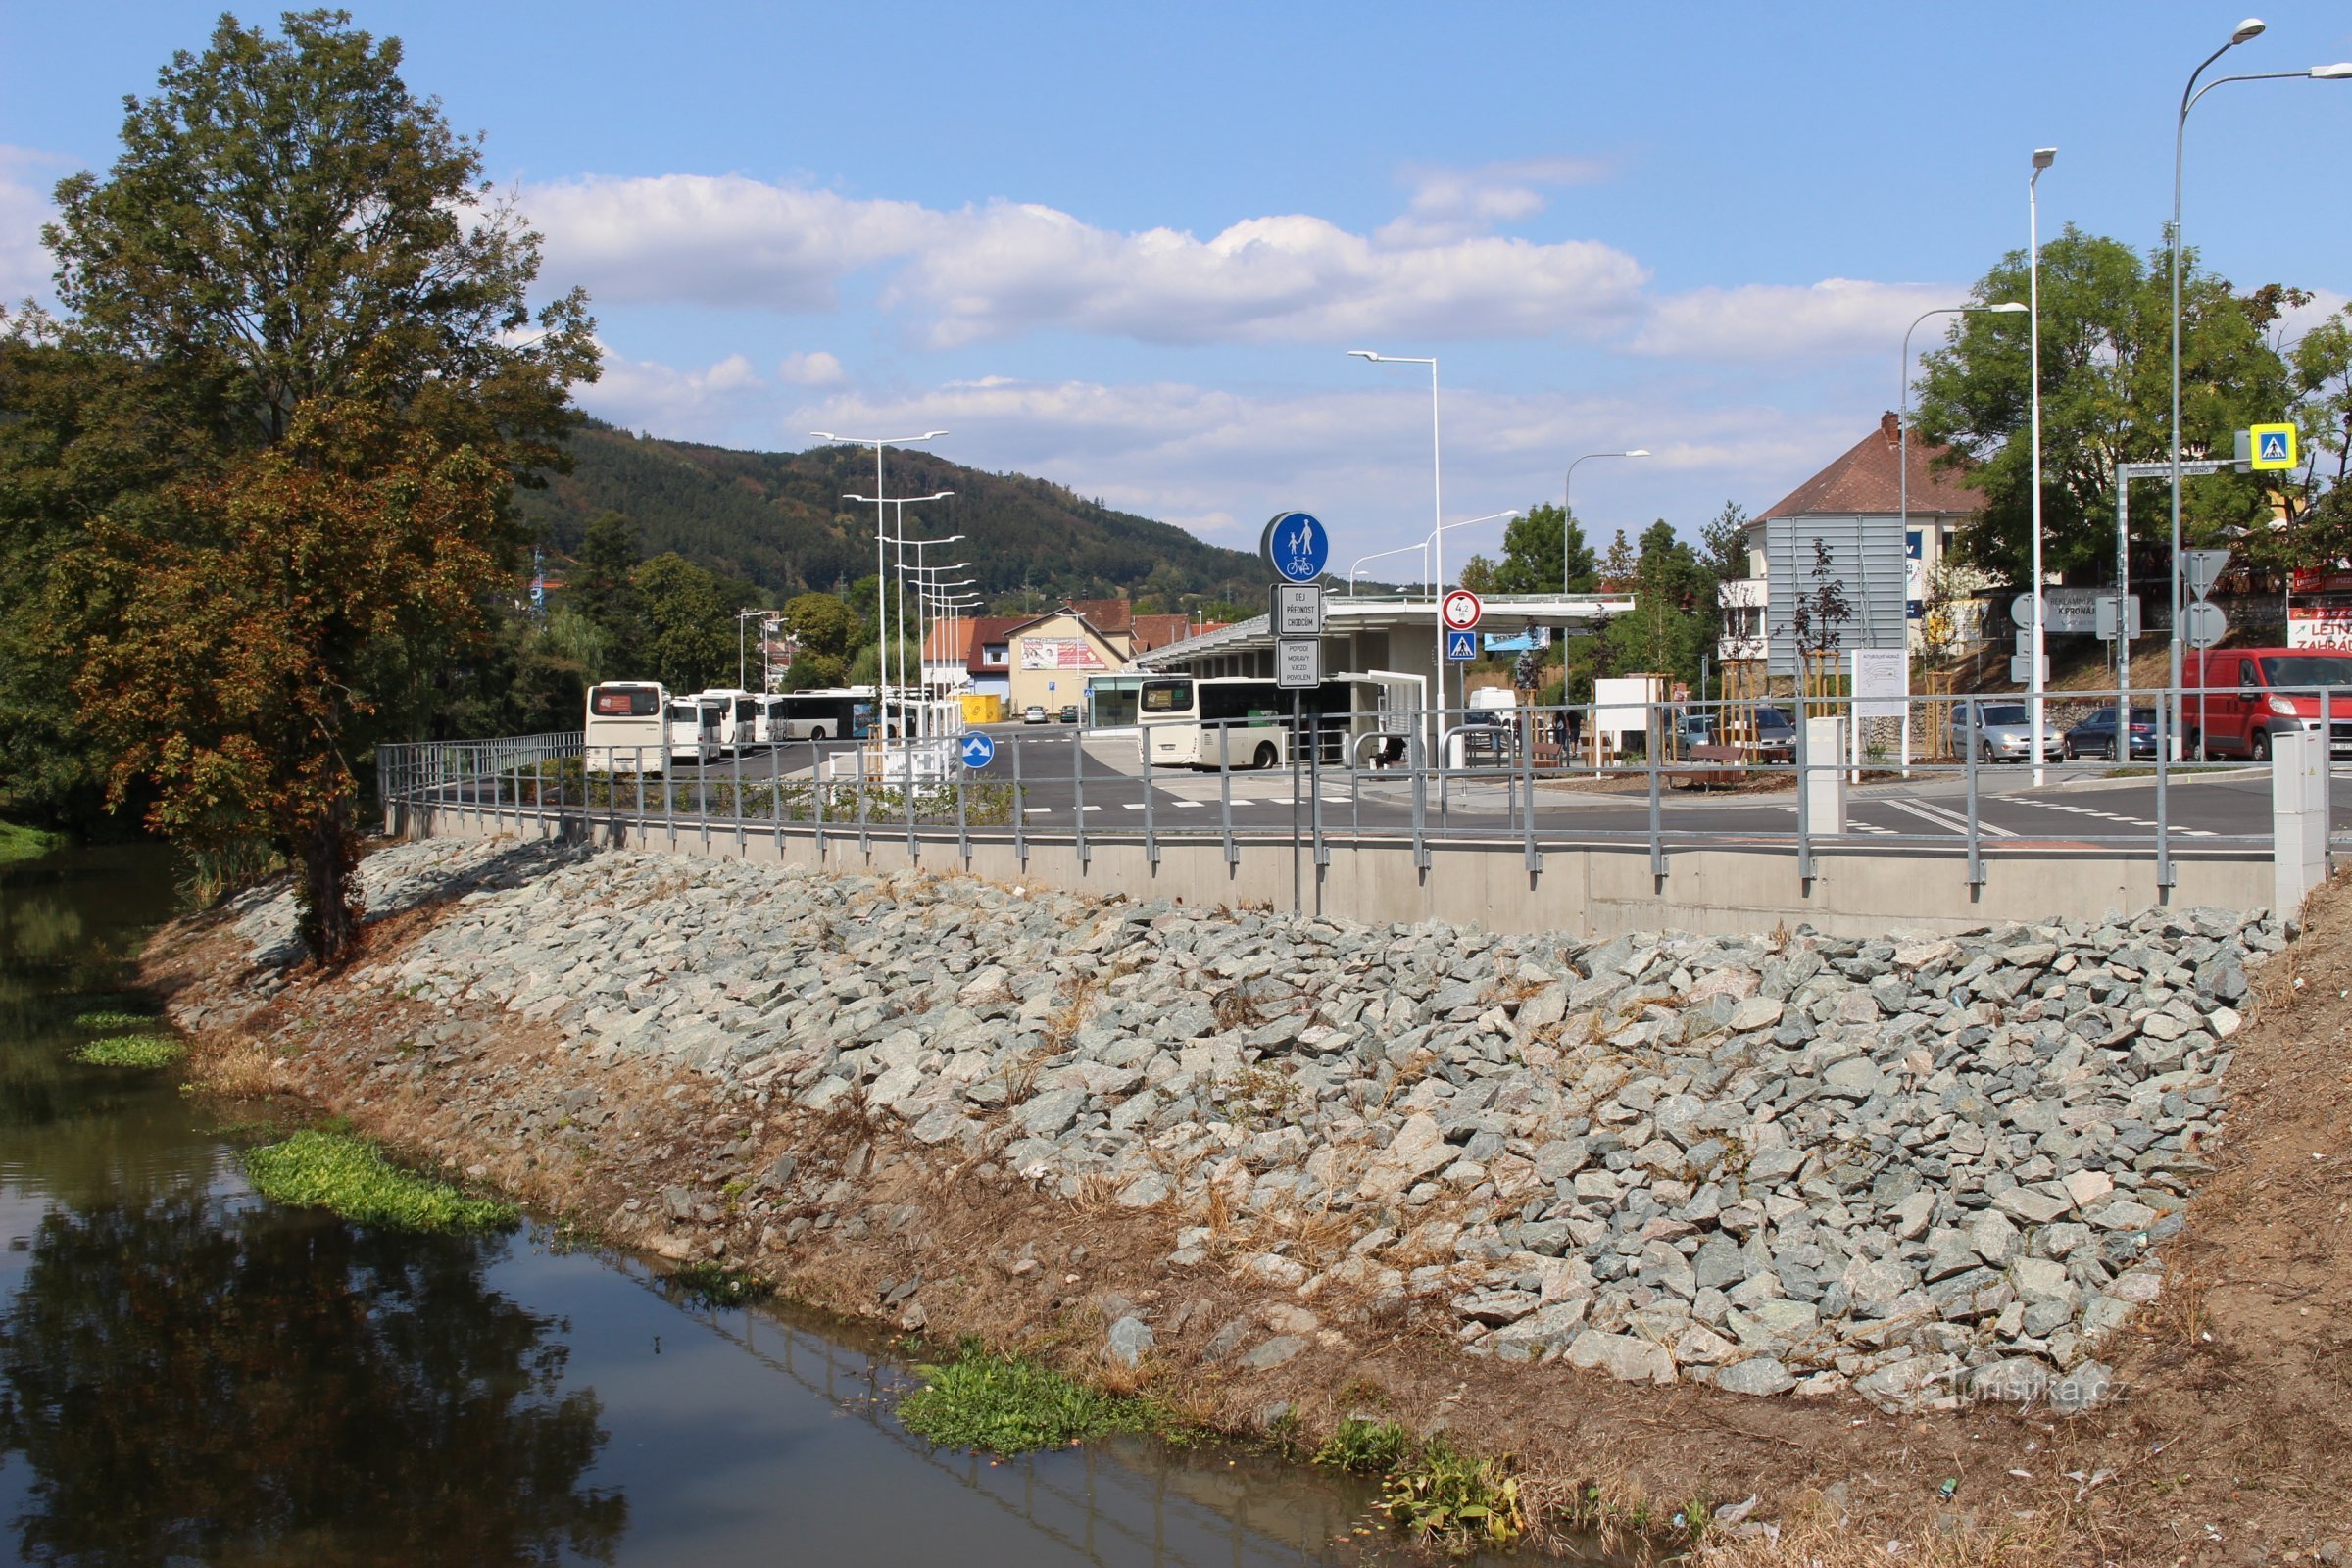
[1441,588,1484,631]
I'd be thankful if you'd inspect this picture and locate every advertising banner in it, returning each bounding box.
[1017,637,1108,670]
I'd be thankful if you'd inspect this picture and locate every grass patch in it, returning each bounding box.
[668,1262,776,1307]
[1313,1416,1411,1474]
[898,1341,1163,1453]
[75,1034,185,1069]
[74,1008,160,1031]
[241,1130,516,1233]
[0,820,65,864]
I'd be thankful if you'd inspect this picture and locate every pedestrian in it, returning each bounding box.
[1564,707,1584,764]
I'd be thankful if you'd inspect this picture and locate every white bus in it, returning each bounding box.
[691,688,760,751]
[666,694,727,763]
[768,689,874,742]
[1139,676,1294,769]
[583,682,670,772]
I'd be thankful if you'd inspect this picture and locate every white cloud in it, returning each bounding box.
[523,174,939,310]
[575,348,765,435]
[524,172,1648,348]
[1380,155,1611,245]
[777,349,845,386]
[1632,277,1968,359]
[0,146,69,307]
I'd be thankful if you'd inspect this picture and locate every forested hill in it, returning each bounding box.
[512,420,1263,602]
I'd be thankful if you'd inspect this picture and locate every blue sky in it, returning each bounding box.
[5,2,2349,567]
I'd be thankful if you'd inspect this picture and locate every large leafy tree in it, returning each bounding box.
[1910,226,2289,584]
[1492,503,1597,596]
[632,554,739,693]
[16,10,596,961]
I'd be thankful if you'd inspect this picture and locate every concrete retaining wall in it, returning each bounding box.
[388,799,2274,939]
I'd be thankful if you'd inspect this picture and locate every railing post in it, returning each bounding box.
[1409,726,1430,872]
[1965,703,1984,889]
[770,737,782,853]
[903,723,917,863]
[956,746,970,866]
[1072,722,1089,868]
[1794,704,1813,885]
[1011,735,1027,867]
[2154,697,2174,891]
[857,740,870,858]
[1645,699,1663,880]
[734,741,746,853]
[810,740,825,859]
[1517,705,1537,874]
[1140,722,1158,868]
[1218,722,1237,868]
[1309,709,1327,875]
[665,744,676,849]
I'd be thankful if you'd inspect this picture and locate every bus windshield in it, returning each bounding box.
[1141,679,1192,714]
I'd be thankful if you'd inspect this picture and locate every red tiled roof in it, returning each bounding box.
[1759,412,1982,521]
[1065,597,1133,635]
[1130,613,1196,654]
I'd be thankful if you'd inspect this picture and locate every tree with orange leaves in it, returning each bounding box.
[17,10,597,962]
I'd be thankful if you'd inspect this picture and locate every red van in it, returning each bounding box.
[2185,647,2352,760]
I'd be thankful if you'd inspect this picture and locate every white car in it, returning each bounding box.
[1021,705,1049,724]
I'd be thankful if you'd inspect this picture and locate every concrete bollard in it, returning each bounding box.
[1804,716,1847,838]
[2272,727,2328,920]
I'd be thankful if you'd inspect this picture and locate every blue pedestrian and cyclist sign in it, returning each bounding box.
[959,733,996,769]
[1260,511,1330,584]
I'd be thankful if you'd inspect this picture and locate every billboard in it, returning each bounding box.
[2289,599,2352,651]
[1017,637,1108,670]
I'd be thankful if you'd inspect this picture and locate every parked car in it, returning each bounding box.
[2062,706,2158,761]
[1948,700,2064,762]
[1056,704,1079,724]
[1681,705,1795,752]
[1021,704,1049,725]
[2185,648,2352,760]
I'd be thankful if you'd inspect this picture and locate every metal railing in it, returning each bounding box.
[376,684,2338,896]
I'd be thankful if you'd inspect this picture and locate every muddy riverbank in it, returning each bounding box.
[145,834,2352,1562]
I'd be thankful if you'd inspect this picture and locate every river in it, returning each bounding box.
[0,844,1403,1566]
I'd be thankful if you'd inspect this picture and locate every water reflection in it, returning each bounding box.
[0,1198,625,1564]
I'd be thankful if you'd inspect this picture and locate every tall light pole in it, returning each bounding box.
[2169,21,2351,751]
[1564,449,1646,669]
[1348,540,1432,595]
[1899,302,2027,646]
[811,429,946,723]
[2030,146,2055,787]
[844,489,954,728]
[1348,350,1445,713]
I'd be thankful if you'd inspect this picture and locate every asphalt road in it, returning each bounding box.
[636,723,2349,851]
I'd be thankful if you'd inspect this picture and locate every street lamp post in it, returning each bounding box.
[2030,146,2056,787]
[1564,449,1646,675]
[2169,21,2352,755]
[1347,540,1432,595]
[812,429,946,737]
[845,491,955,732]
[1348,350,1445,717]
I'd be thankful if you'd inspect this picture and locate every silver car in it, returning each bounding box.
[1951,701,2064,762]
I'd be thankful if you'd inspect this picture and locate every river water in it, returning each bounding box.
[0,845,1399,1566]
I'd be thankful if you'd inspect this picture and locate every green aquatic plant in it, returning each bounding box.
[898,1342,1161,1453]
[0,820,66,864]
[668,1262,775,1306]
[74,1009,160,1031]
[1312,1417,1410,1474]
[75,1035,185,1069]
[1376,1437,1527,1554]
[242,1131,516,1233]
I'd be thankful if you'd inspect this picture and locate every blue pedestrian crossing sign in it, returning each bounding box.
[1446,629,1479,662]
[959,733,997,768]
[2248,422,2297,471]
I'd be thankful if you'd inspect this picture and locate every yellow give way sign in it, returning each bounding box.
[2247,422,2298,471]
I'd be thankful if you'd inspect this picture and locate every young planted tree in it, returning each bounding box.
[28,10,597,961]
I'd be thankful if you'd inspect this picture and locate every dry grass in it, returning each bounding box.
[184,1033,281,1098]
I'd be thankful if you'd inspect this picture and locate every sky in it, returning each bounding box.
[4,1,2350,571]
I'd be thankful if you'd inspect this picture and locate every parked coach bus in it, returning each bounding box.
[583,682,669,772]
[769,689,873,742]
[690,688,760,752]
[1139,675,1298,769]
[666,694,727,763]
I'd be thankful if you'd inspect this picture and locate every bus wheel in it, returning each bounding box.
[1253,742,1278,770]
[809,727,827,742]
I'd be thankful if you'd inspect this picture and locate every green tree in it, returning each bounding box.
[1457,553,1499,594]
[1493,503,1596,595]
[1600,520,1709,681]
[19,10,596,960]
[1597,529,1638,589]
[569,511,641,653]
[782,591,862,662]
[633,553,736,692]
[1911,226,2289,583]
